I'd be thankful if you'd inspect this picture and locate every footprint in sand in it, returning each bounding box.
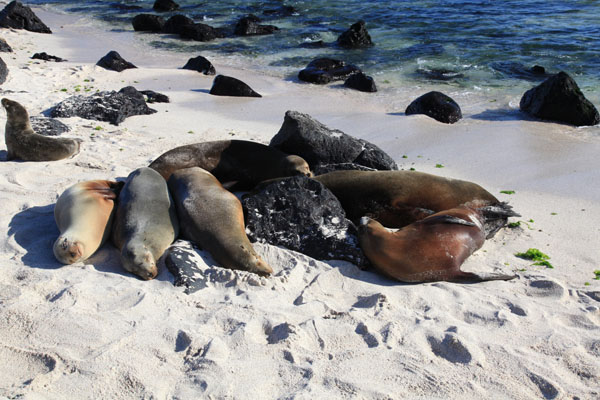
[0,283,21,305]
[528,372,561,399]
[507,302,528,316]
[175,330,192,353]
[427,332,473,364]
[355,322,379,348]
[0,346,58,393]
[526,279,566,299]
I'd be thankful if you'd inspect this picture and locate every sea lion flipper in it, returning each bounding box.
[421,214,477,227]
[454,271,519,282]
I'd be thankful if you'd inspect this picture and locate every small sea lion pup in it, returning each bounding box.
[359,206,518,283]
[149,140,312,189]
[314,170,518,237]
[2,98,81,161]
[168,167,273,276]
[111,167,179,280]
[53,180,123,264]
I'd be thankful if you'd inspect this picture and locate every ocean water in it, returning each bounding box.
[28,0,600,105]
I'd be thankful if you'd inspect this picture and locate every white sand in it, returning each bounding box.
[0,8,599,399]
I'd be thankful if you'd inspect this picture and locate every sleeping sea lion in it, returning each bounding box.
[111,167,179,280]
[358,206,517,283]
[2,98,81,161]
[53,180,123,264]
[314,170,517,237]
[149,140,312,189]
[168,167,272,276]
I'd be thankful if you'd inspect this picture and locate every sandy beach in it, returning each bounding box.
[0,6,599,399]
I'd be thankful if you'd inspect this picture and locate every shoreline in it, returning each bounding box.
[0,6,599,399]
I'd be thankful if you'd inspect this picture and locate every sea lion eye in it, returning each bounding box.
[70,252,77,258]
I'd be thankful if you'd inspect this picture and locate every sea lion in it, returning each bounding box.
[148,140,312,188]
[2,98,81,161]
[53,180,123,264]
[358,206,517,283]
[111,167,179,280]
[168,167,273,276]
[314,170,517,237]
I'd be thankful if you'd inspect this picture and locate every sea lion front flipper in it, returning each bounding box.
[453,271,519,282]
[420,214,477,227]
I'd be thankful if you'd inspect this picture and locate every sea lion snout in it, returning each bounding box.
[53,236,84,264]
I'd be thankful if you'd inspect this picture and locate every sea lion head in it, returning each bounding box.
[2,98,30,130]
[121,243,158,280]
[282,155,313,178]
[248,254,273,277]
[53,236,85,264]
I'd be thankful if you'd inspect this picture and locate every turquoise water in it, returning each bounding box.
[28,0,600,103]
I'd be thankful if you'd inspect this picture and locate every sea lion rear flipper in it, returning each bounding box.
[421,215,477,226]
[479,202,521,238]
[454,271,518,282]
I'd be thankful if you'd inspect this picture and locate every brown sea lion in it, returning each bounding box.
[53,180,123,264]
[2,98,81,161]
[168,167,273,276]
[148,140,312,189]
[358,206,517,283]
[314,170,517,237]
[111,167,179,280]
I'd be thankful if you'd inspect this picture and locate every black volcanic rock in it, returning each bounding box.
[520,71,600,126]
[132,14,165,32]
[0,1,52,33]
[337,20,373,48]
[96,50,137,72]
[51,86,157,125]
[298,58,361,84]
[165,241,210,294]
[209,75,261,98]
[344,72,377,92]
[0,37,12,52]
[153,0,179,12]
[179,23,224,42]
[31,52,65,62]
[162,14,194,35]
[0,57,8,84]
[182,55,215,75]
[405,91,462,124]
[140,90,170,103]
[30,116,70,136]
[234,14,279,36]
[491,61,550,81]
[242,176,366,266]
[270,110,397,171]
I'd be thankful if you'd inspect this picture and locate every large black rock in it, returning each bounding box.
[209,75,261,98]
[270,110,397,171]
[405,91,462,124]
[162,14,194,35]
[50,86,157,125]
[0,1,52,33]
[30,116,70,136]
[337,20,373,48]
[182,55,215,75]
[234,14,279,36]
[179,22,224,42]
[519,71,600,127]
[0,37,12,52]
[298,58,361,84]
[153,0,179,12]
[96,50,137,72]
[0,57,7,84]
[242,176,366,266]
[132,14,165,32]
[344,72,377,92]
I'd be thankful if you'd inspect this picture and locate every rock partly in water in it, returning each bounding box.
[263,5,297,17]
[29,116,70,136]
[344,72,377,92]
[337,20,373,48]
[270,110,397,171]
[50,86,157,125]
[0,37,12,52]
[519,71,600,127]
[209,75,262,98]
[162,14,194,35]
[234,15,279,36]
[491,61,550,81]
[179,23,224,42]
[132,14,165,32]
[298,58,361,84]
[405,91,462,124]
[242,176,366,266]
[0,1,52,34]
[140,90,170,103]
[31,52,65,62]
[96,50,137,72]
[0,57,7,84]
[182,55,216,75]
[153,0,179,12]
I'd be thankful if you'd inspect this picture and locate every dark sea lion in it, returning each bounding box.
[111,167,179,280]
[168,167,273,276]
[53,180,123,264]
[148,140,312,188]
[314,170,517,236]
[358,206,517,283]
[2,98,81,161]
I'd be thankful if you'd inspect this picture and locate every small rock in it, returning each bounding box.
[179,23,224,42]
[182,55,215,75]
[153,0,179,12]
[209,75,261,98]
[162,14,194,35]
[405,91,462,124]
[298,58,361,84]
[31,52,65,62]
[0,1,52,34]
[96,50,137,72]
[132,14,165,32]
[337,20,373,48]
[0,57,7,84]
[140,90,170,103]
[0,37,12,52]
[234,14,279,36]
[344,72,377,92]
